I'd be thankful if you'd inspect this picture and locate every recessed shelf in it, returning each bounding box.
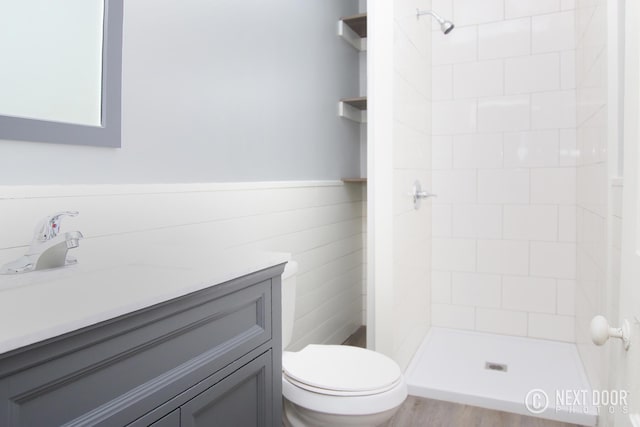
[339,96,367,123]
[341,97,367,110]
[342,14,367,37]
[338,13,367,51]
[338,12,367,180]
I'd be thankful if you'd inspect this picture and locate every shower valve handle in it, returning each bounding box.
[415,190,437,199]
[412,180,437,210]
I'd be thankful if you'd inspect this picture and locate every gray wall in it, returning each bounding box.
[0,0,361,184]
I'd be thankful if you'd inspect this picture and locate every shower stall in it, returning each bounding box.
[366,0,634,425]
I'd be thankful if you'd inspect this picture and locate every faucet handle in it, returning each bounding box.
[33,211,79,242]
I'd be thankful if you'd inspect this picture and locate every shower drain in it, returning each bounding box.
[485,362,508,372]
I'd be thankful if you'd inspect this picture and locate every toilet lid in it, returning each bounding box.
[282,345,402,396]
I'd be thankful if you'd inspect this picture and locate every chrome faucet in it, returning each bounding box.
[0,211,84,274]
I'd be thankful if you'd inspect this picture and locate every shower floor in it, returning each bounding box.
[405,328,597,426]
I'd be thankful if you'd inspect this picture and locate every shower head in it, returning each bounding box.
[417,9,455,35]
[440,20,455,35]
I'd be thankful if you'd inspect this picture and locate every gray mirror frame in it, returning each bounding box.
[0,0,123,148]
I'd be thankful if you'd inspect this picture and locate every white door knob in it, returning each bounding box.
[590,315,631,351]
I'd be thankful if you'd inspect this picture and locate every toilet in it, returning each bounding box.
[281,261,407,426]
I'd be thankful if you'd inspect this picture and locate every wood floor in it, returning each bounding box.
[341,327,584,427]
[342,325,367,348]
[383,396,583,427]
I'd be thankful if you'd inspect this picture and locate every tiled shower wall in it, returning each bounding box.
[430,0,578,341]
[392,0,432,371]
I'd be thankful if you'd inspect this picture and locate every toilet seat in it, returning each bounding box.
[283,374,402,397]
[282,344,408,416]
[283,345,402,396]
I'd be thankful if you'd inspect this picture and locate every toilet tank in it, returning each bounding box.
[281,260,298,350]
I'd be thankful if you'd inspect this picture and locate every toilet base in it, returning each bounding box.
[283,399,399,427]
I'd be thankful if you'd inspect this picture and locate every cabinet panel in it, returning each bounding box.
[181,351,272,427]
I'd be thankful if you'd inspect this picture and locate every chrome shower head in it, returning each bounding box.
[440,19,455,34]
[417,9,455,35]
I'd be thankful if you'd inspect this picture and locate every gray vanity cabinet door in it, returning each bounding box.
[181,351,273,427]
[149,409,180,427]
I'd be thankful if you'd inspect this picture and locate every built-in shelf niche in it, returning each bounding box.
[338,12,367,182]
[339,96,367,123]
[341,178,367,183]
[338,13,367,51]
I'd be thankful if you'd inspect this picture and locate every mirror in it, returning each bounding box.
[0,0,123,147]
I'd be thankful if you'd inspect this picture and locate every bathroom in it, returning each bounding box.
[0,0,637,426]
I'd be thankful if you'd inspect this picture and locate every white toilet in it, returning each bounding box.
[281,261,407,426]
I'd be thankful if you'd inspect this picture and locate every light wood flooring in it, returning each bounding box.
[342,325,367,348]
[341,327,585,427]
[383,396,583,427]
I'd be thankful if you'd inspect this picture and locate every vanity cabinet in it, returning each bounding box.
[0,263,285,427]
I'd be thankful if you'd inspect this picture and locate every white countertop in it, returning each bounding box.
[0,241,290,356]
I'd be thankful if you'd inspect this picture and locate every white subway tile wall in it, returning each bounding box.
[453,133,504,169]
[432,99,478,134]
[502,276,557,313]
[432,66,454,100]
[431,0,577,341]
[432,303,476,329]
[476,307,528,336]
[390,2,433,371]
[503,130,560,168]
[431,271,453,303]
[432,26,478,65]
[477,239,530,276]
[505,0,561,19]
[502,205,558,241]
[505,53,561,95]
[453,60,504,99]
[531,11,575,54]
[477,169,530,204]
[531,90,577,129]
[451,272,501,307]
[452,204,503,238]
[478,18,531,59]
[477,95,531,132]
[453,0,504,26]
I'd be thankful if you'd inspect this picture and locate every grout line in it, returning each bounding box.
[527,240,531,276]
[529,16,533,55]
[436,48,577,69]
[557,205,561,241]
[453,9,567,32]
[473,306,477,331]
[501,204,505,240]
[528,93,532,131]
[502,58,506,95]
[555,278,559,315]
[475,24,480,62]
[475,238,479,273]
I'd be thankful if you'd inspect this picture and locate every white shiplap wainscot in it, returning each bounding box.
[0,181,366,351]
